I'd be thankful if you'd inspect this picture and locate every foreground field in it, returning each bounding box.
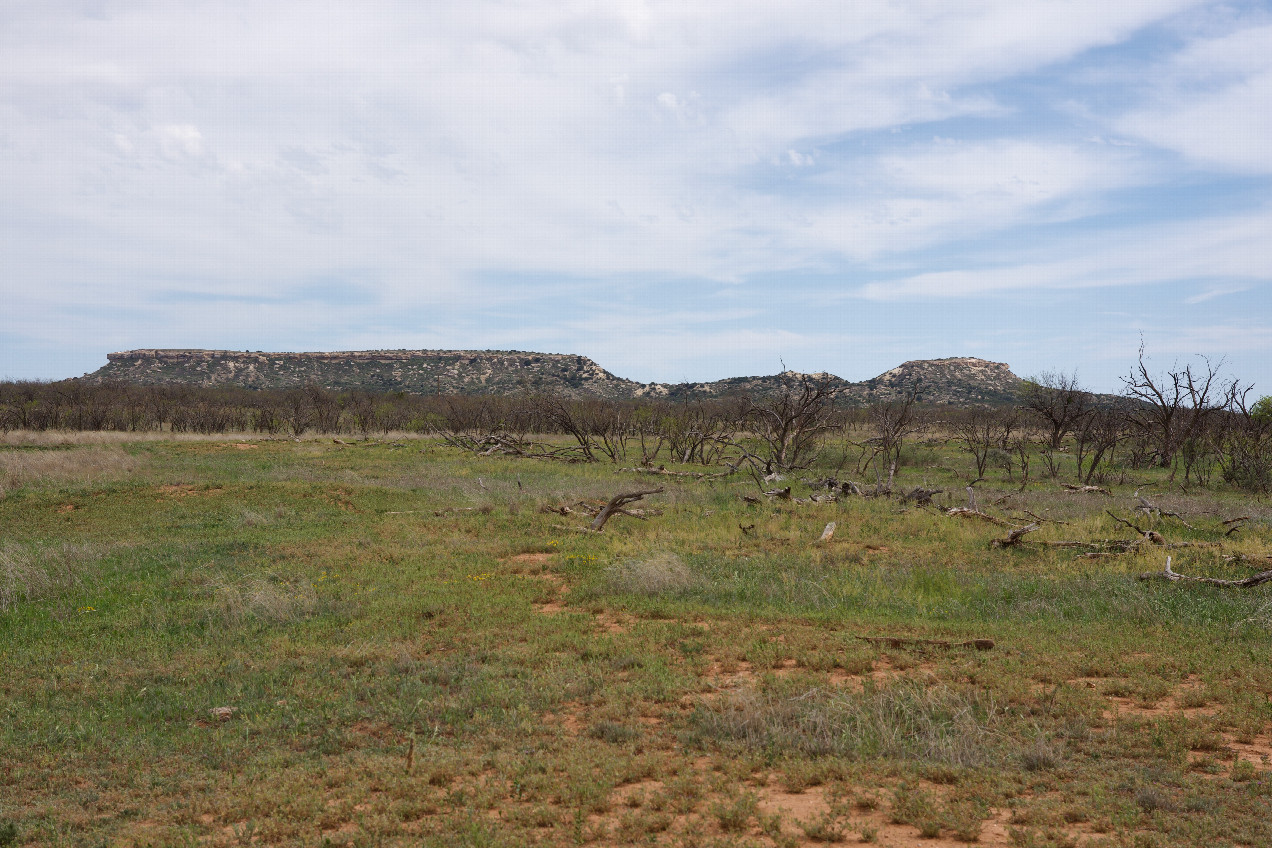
[2,434,1271,847]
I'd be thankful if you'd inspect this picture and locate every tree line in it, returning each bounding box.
[3,347,1270,492]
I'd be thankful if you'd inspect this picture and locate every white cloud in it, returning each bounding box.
[854,208,1272,301]
[3,0,1270,386]
[156,124,204,159]
[1115,23,1272,172]
[1184,284,1251,305]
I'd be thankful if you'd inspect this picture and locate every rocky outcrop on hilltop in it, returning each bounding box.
[87,349,643,399]
[855,357,1021,405]
[82,350,1025,406]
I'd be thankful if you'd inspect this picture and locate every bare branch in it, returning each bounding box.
[588,488,664,532]
[1139,556,1272,588]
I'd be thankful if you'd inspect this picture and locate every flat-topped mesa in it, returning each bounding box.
[91,349,638,399]
[83,349,1025,405]
[106,349,559,363]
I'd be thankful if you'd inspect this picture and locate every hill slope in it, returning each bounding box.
[81,349,1024,405]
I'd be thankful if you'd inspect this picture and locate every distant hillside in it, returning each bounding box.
[81,349,1025,406]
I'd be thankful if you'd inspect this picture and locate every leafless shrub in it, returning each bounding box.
[691,680,1003,766]
[606,552,697,596]
[0,542,103,611]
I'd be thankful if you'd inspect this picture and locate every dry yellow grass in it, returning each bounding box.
[0,445,143,491]
[0,429,435,447]
[0,541,103,611]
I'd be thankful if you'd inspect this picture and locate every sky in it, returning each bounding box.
[2,1,1271,395]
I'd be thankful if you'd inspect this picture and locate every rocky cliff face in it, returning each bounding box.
[83,349,1024,405]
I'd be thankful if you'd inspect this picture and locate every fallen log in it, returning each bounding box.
[1138,556,1272,588]
[856,635,995,651]
[900,487,943,506]
[1063,484,1111,495]
[1038,538,1142,551]
[618,466,736,480]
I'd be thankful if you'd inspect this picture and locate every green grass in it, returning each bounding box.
[1,433,1270,846]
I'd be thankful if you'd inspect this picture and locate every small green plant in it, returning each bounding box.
[891,785,938,826]
[1232,758,1258,782]
[797,810,847,842]
[709,792,759,832]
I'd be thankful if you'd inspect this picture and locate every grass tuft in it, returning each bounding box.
[690,680,1003,767]
[0,541,103,611]
[606,552,697,596]
[0,445,140,489]
[208,574,318,625]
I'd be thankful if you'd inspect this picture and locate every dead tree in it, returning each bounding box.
[858,385,922,495]
[952,407,1010,480]
[1072,407,1124,484]
[744,373,839,472]
[1120,344,1237,478]
[1020,370,1093,450]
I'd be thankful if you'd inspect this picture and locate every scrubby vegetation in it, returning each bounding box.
[2,351,1271,846]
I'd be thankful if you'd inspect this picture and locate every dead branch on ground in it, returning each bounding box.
[618,465,736,480]
[1138,556,1272,588]
[1134,491,1196,529]
[1063,484,1112,495]
[1223,553,1272,565]
[946,507,1013,527]
[1020,509,1069,526]
[1105,510,1167,545]
[1223,516,1252,536]
[899,486,943,506]
[990,523,1040,548]
[856,635,995,651]
[589,488,664,532]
